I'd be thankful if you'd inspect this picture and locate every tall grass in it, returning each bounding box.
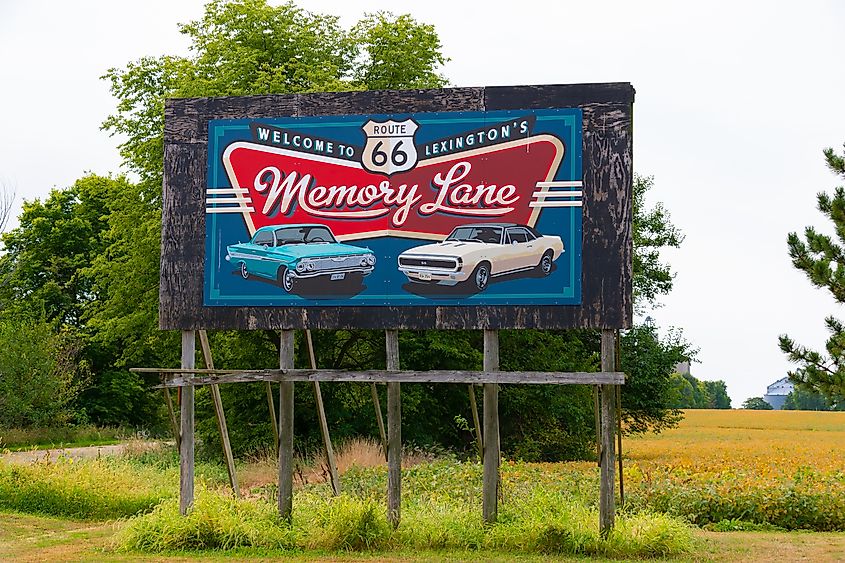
[0,456,174,519]
[115,463,695,558]
[115,485,694,557]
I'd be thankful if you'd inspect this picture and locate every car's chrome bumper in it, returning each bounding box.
[292,266,374,279]
[399,266,470,284]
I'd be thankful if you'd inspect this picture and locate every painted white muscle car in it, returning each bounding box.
[397,223,564,291]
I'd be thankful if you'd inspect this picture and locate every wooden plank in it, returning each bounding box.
[306,330,341,496]
[385,330,401,529]
[278,330,295,520]
[163,387,181,452]
[599,329,616,536]
[482,330,500,524]
[468,384,483,460]
[180,330,195,515]
[136,368,625,387]
[371,383,387,460]
[198,330,239,498]
[266,382,279,455]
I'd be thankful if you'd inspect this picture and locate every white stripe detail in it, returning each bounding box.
[207,188,249,194]
[532,191,583,199]
[535,181,583,188]
[206,207,256,213]
[206,197,252,204]
[528,201,583,208]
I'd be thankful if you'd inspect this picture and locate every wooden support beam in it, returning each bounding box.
[371,383,388,460]
[600,329,617,537]
[139,368,625,387]
[179,330,195,516]
[615,330,625,508]
[482,329,500,524]
[163,387,181,452]
[306,330,340,496]
[385,329,401,529]
[468,384,483,460]
[198,330,239,498]
[593,385,601,467]
[278,330,295,521]
[266,382,279,455]
[616,383,624,509]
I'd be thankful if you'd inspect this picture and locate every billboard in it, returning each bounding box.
[160,84,633,330]
[204,109,582,307]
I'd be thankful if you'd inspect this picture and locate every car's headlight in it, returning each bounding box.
[305,261,315,271]
[365,254,376,266]
[296,261,306,272]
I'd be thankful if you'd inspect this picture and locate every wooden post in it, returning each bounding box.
[371,383,388,460]
[385,329,401,528]
[482,329,500,524]
[305,329,341,495]
[616,384,624,509]
[468,384,483,460]
[278,330,295,520]
[198,330,239,498]
[179,330,195,515]
[266,382,279,455]
[163,386,181,452]
[593,385,601,466]
[600,329,617,536]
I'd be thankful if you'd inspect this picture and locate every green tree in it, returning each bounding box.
[633,175,684,311]
[94,0,447,368]
[0,175,129,326]
[93,0,450,441]
[0,316,85,428]
[742,397,773,410]
[783,387,844,411]
[619,325,695,433]
[703,380,731,409]
[779,142,845,408]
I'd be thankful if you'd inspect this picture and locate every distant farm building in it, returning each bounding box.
[763,377,794,409]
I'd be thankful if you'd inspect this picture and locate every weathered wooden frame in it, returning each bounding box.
[161,83,634,331]
[140,328,623,531]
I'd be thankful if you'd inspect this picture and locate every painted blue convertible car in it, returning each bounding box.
[225,224,376,293]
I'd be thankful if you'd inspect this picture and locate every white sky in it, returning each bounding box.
[2,0,844,406]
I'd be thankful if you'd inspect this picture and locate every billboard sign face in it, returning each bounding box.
[205,108,582,307]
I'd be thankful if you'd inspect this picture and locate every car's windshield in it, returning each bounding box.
[273,226,337,245]
[445,226,503,244]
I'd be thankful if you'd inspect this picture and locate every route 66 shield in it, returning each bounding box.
[361,119,419,175]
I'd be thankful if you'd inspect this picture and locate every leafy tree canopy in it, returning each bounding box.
[633,175,684,311]
[780,142,845,408]
[742,397,774,410]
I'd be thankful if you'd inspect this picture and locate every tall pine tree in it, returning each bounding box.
[779,142,845,407]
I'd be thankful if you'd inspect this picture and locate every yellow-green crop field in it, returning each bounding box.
[622,409,845,530]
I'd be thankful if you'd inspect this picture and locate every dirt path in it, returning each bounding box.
[1,442,161,464]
